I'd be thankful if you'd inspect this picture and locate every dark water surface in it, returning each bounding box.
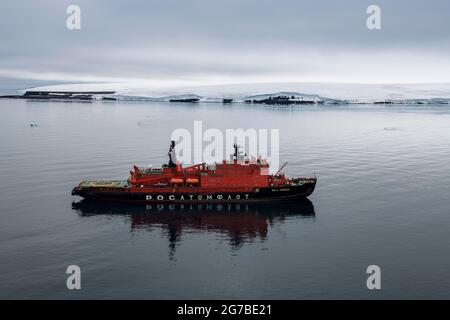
[1,99,450,299]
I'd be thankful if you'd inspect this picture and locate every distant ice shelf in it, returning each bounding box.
[4,82,450,105]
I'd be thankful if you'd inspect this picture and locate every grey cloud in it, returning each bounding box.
[0,0,449,84]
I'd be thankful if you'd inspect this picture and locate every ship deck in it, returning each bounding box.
[78,180,129,188]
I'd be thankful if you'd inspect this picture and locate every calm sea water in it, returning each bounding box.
[1,99,450,299]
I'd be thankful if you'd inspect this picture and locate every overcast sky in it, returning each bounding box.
[1,0,449,86]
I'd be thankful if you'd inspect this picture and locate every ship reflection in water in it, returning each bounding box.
[72,200,315,257]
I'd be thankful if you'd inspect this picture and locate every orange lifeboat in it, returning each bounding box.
[186,178,199,185]
[170,178,183,185]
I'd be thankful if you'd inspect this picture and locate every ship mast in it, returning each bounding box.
[168,140,176,168]
[233,143,238,162]
[233,143,246,163]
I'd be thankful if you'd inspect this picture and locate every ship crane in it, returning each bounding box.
[274,162,288,176]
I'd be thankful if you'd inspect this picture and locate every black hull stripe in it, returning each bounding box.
[73,183,316,203]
